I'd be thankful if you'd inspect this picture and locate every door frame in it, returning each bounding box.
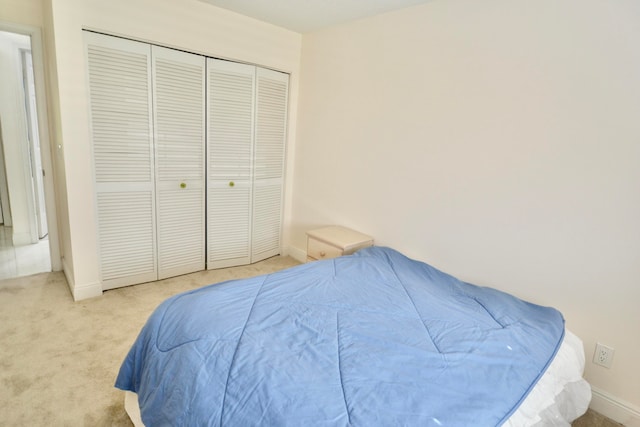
[0,20,61,271]
[0,119,11,226]
[20,48,49,239]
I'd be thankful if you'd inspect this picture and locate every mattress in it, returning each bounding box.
[117,247,591,425]
[123,329,590,426]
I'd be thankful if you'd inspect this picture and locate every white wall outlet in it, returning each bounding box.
[593,343,615,368]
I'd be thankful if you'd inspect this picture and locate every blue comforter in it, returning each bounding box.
[116,247,564,426]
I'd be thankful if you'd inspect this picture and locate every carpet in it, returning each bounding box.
[0,256,299,426]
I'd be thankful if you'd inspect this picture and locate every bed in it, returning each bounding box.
[116,246,590,426]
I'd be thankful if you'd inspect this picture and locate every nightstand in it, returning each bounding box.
[306,226,373,262]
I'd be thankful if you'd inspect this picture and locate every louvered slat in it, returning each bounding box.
[254,69,288,181]
[157,189,204,273]
[207,59,255,268]
[96,192,155,281]
[208,60,255,180]
[251,182,283,257]
[152,46,205,279]
[87,43,153,183]
[207,184,252,268]
[86,32,158,289]
[251,68,288,262]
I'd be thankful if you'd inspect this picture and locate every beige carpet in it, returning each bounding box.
[0,256,620,426]
[0,256,299,426]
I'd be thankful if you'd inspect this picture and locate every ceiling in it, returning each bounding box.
[198,0,434,33]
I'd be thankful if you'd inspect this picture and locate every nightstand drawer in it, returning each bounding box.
[306,226,373,262]
[307,238,343,260]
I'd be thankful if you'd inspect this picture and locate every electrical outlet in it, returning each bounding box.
[593,343,614,368]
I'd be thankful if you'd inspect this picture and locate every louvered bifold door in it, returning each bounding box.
[207,59,256,269]
[152,46,206,279]
[251,68,289,262]
[85,32,157,290]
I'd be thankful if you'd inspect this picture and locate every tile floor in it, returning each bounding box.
[0,226,51,280]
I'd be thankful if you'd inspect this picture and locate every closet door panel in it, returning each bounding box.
[252,68,289,262]
[251,182,283,260]
[152,46,205,279]
[207,182,252,268]
[97,190,156,287]
[207,59,255,268]
[85,32,157,290]
[156,188,203,277]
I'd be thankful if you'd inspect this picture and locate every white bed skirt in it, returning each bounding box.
[124,390,145,427]
[504,329,591,426]
[124,329,590,426]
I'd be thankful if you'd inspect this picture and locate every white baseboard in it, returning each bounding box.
[61,257,75,296]
[285,245,307,263]
[61,256,102,301]
[72,280,102,301]
[591,386,640,426]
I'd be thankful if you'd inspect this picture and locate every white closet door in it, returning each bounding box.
[85,33,157,289]
[207,59,255,269]
[251,67,289,262]
[152,46,205,279]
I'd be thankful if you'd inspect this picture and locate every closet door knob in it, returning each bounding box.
[180,182,187,188]
[229,181,235,187]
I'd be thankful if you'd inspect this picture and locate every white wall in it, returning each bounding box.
[0,0,43,28]
[46,0,302,299]
[292,0,640,420]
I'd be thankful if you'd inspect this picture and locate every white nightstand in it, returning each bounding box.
[306,226,373,262]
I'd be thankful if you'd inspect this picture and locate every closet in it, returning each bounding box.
[84,32,288,290]
[206,59,288,269]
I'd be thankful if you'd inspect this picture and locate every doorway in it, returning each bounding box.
[0,27,56,280]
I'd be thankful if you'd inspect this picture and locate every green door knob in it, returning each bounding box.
[229,181,235,187]
[180,182,187,188]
